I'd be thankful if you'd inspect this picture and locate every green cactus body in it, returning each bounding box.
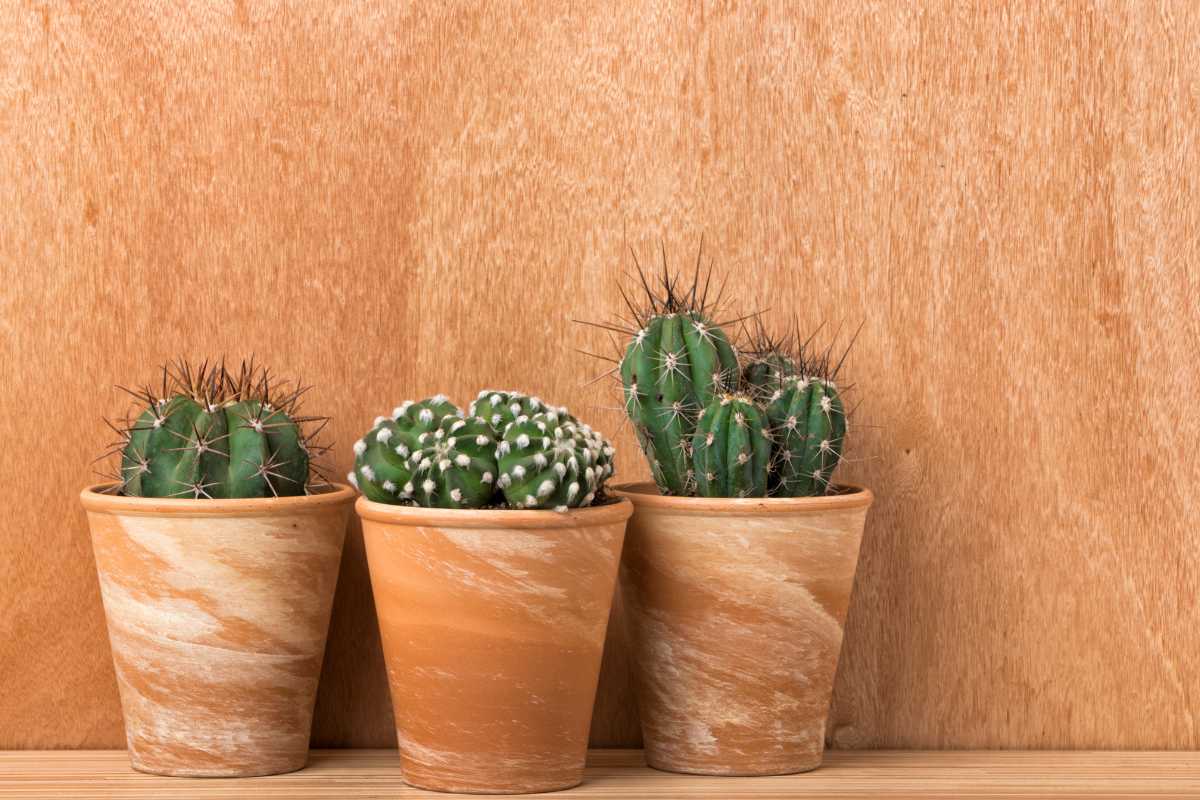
[620,312,738,495]
[351,396,499,508]
[498,410,612,510]
[121,396,308,498]
[468,390,554,435]
[766,376,846,496]
[690,394,772,498]
[742,352,798,396]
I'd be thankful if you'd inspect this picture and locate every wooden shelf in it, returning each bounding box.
[2,749,1198,798]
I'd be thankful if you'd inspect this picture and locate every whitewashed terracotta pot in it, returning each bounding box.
[80,483,354,777]
[358,496,631,794]
[612,481,873,776]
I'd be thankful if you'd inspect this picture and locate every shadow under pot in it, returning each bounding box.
[611,481,874,776]
[357,496,632,794]
[80,483,355,777]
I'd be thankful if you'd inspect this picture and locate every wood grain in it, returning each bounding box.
[1,1,1198,749]
[2,750,1200,799]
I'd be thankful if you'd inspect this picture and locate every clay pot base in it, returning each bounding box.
[402,775,582,795]
[130,757,308,779]
[644,754,823,777]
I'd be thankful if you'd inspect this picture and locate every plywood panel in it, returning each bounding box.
[1,1,1197,749]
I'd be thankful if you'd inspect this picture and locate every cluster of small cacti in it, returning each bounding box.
[350,390,616,512]
[605,251,854,498]
[100,359,332,498]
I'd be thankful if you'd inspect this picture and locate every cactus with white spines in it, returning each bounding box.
[691,394,773,498]
[469,390,553,435]
[765,375,847,497]
[101,359,332,498]
[497,410,613,511]
[351,396,500,508]
[353,393,614,510]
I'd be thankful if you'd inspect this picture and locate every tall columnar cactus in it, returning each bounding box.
[108,360,328,498]
[497,410,614,510]
[351,396,499,508]
[620,312,739,494]
[765,375,847,496]
[690,394,773,498]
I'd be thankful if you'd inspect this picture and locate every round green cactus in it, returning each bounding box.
[620,312,739,495]
[497,410,613,510]
[113,361,322,498]
[468,389,554,435]
[351,396,499,508]
[690,393,773,498]
[765,375,846,496]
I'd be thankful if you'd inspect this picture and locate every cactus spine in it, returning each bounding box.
[766,375,846,496]
[620,312,738,494]
[691,394,772,497]
[109,360,327,498]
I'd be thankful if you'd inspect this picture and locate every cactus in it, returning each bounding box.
[620,309,739,494]
[497,409,614,510]
[106,360,329,498]
[742,351,798,395]
[690,394,773,498]
[351,396,499,508]
[765,375,846,496]
[469,389,553,435]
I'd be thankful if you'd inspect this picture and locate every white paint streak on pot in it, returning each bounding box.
[80,483,354,777]
[358,497,631,794]
[612,481,873,776]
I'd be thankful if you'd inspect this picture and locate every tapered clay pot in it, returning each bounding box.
[80,483,354,777]
[358,497,631,794]
[611,481,873,776]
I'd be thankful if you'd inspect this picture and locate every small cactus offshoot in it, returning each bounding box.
[691,394,773,497]
[100,359,332,498]
[353,392,615,511]
[765,375,846,497]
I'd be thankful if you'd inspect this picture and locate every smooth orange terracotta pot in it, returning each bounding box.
[80,483,354,777]
[611,481,873,776]
[358,497,632,794]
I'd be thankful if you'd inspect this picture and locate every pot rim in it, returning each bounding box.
[80,482,357,517]
[355,495,633,529]
[610,480,873,514]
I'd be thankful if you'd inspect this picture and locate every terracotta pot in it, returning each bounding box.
[358,497,632,794]
[80,483,354,777]
[611,481,873,776]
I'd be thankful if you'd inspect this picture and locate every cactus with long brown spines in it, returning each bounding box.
[100,359,333,498]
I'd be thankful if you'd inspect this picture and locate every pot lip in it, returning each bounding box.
[609,480,873,514]
[355,495,633,529]
[80,482,357,517]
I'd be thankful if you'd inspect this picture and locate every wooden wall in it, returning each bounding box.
[2,1,1198,749]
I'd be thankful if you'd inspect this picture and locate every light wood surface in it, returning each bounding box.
[2,750,1199,799]
[2,2,1199,751]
